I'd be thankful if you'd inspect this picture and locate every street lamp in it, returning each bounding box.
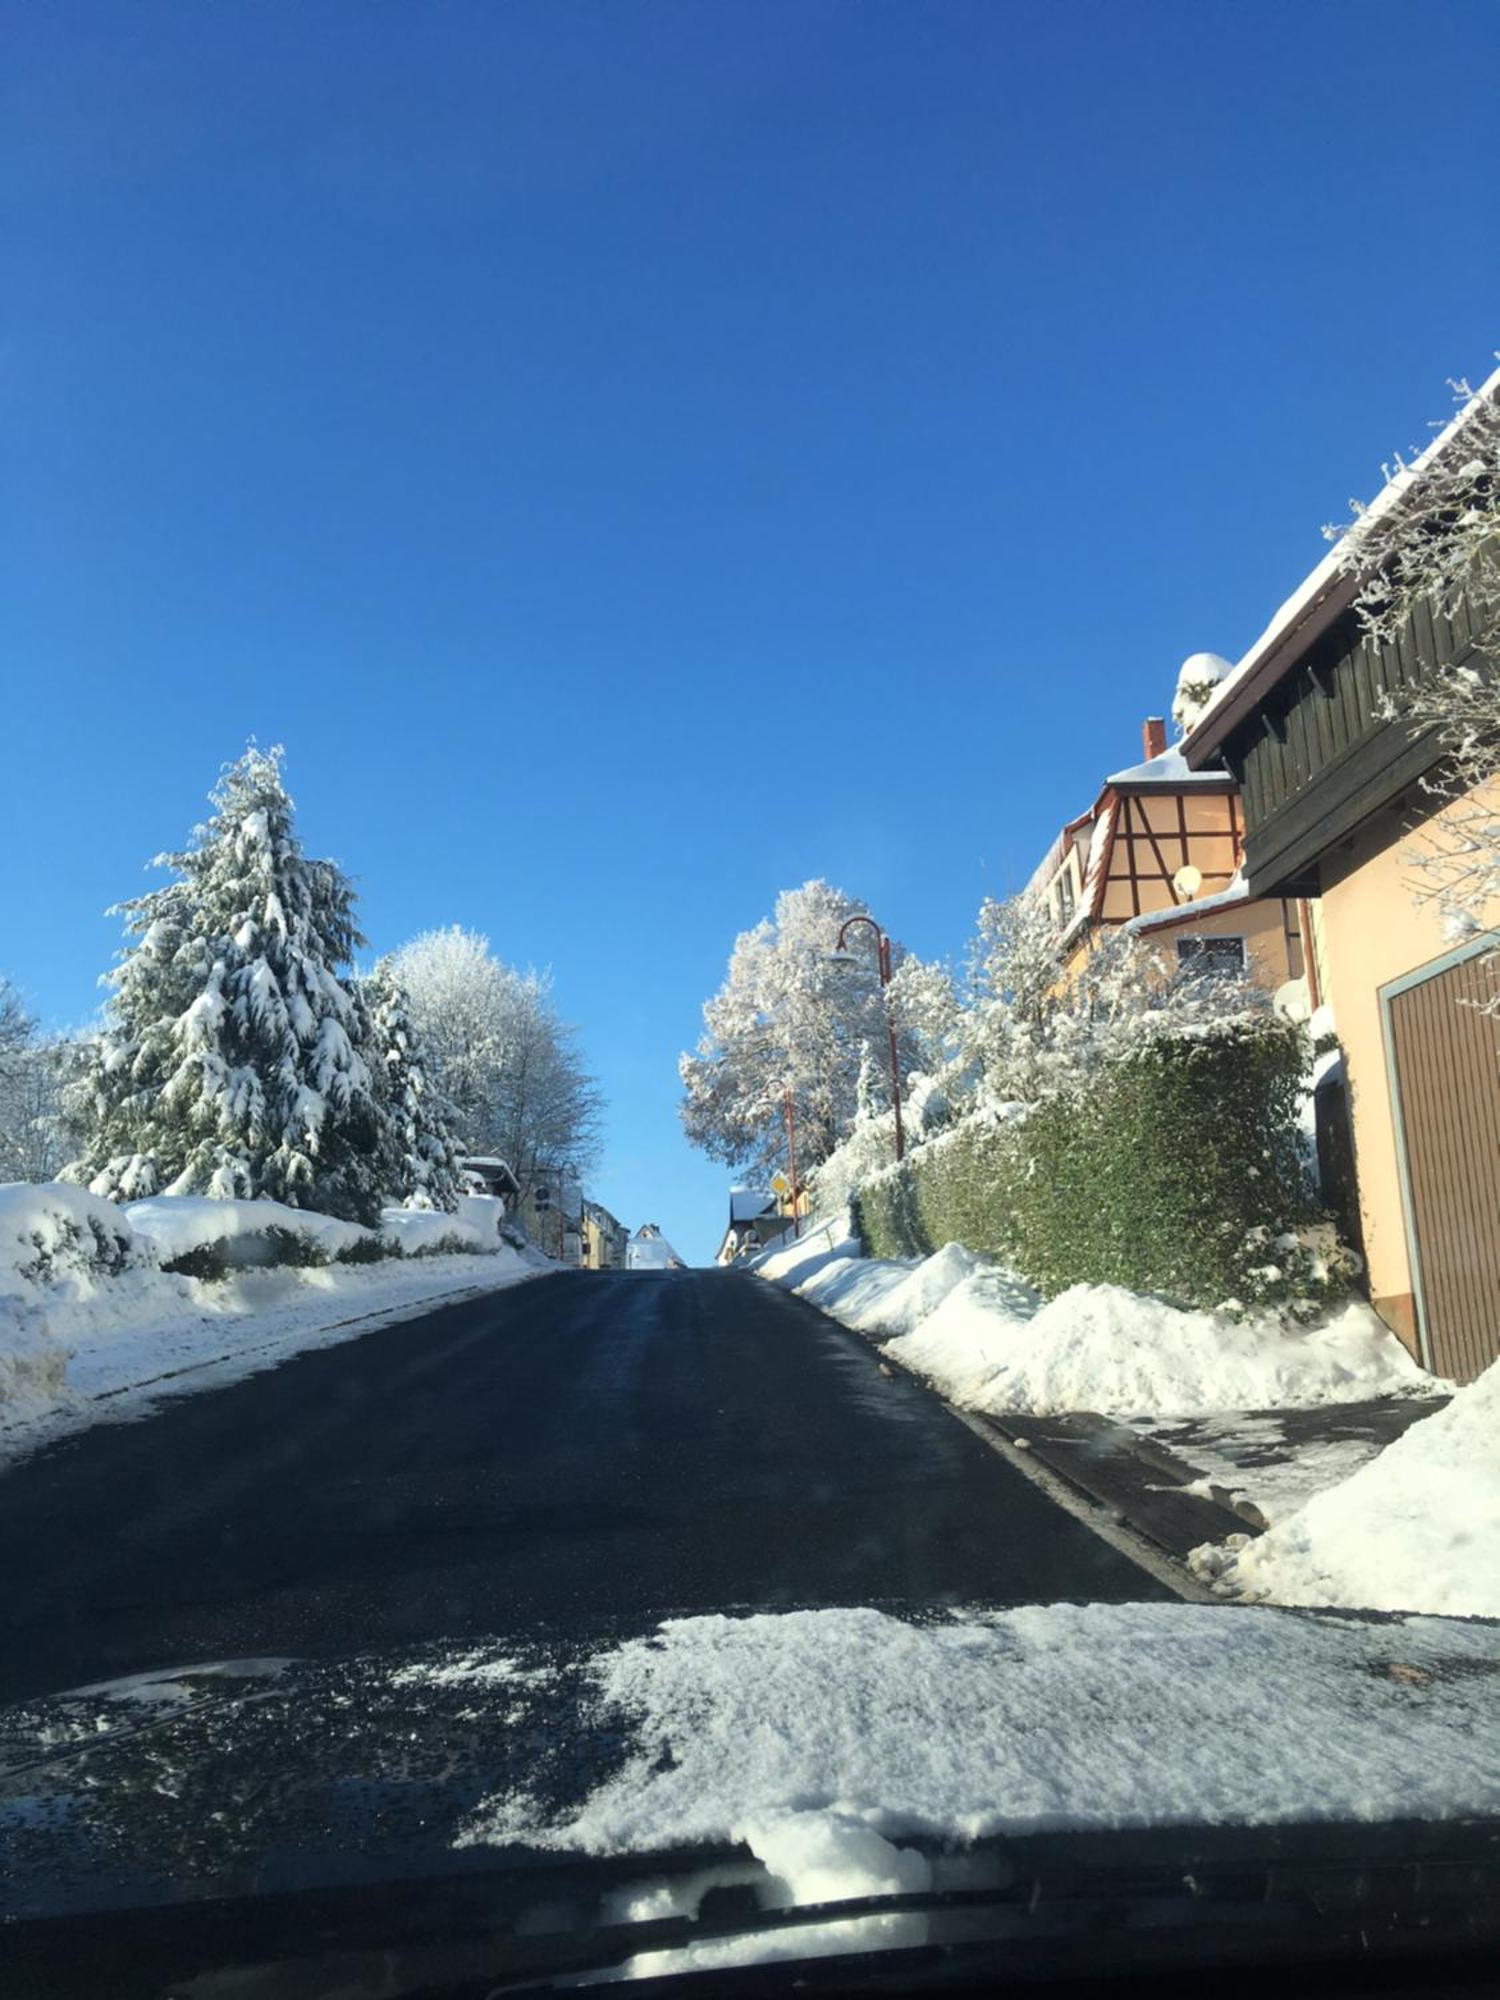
[830,913,905,1163]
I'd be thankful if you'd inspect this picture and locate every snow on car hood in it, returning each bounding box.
[3,1601,1500,1923]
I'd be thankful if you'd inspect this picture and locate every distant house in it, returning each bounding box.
[458,1156,521,1208]
[582,1200,629,1270]
[626,1223,684,1271]
[518,1165,584,1264]
[1181,370,1500,1382]
[715,1187,782,1265]
[1029,706,1311,998]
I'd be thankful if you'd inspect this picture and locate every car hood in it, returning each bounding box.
[4,1599,1500,1929]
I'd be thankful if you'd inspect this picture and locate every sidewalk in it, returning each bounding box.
[973,1394,1448,1564]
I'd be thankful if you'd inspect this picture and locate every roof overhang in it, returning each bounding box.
[1182,564,1358,766]
[1184,363,1500,769]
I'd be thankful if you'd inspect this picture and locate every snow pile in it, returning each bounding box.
[0,1182,550,1450]
[127,1194,368,1266]
[455,1601,1500,1859]
[381,1193,507,1257]
[126,1192,512,1266]
[0,1306,73,1429]
[756,1222,1430,1418]
[0,1181,147,1289]
[757,1228,983,1339]
[893,1281,1432,1418]
[1197,1358,1500,1617]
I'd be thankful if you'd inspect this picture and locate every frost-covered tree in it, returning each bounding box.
[391,927,603,1190]
[962,891,1270,1106]
[64,747,385,1222]
[679,879,943,1177]
[364,957,463,1211]
[0,981,75,1182]
[1325,369,1500,942]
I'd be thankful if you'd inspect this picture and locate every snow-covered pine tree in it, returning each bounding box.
[64,746,386,1223]
[364,956,463,1211]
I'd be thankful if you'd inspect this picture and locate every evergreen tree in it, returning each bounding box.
[64,746,385,1222]
[365,956,463,1211]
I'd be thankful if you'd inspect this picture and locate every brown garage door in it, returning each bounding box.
[1385,944,1500,1382]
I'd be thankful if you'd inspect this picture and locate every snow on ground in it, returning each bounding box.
[126,1193,368,1262]
[755,1218,1434,1418]
[894,1284,1432,1418]
[452,1601,1500,1864]
[1132,1410,1417,1526]
[0,1182,552,1467]
[1194,1359,1500,1618]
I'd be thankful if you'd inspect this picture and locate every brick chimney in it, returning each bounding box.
[1142,716,1167,761]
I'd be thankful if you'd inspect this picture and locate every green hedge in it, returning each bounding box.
[854,1019,1343,1314]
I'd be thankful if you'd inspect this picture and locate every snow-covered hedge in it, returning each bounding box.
[1,1183,512,1300]
[0,1181,150,1290]
[854,1018,1353,1317]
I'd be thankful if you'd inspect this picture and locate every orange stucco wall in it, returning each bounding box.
[1060,895,1297,995]
[1315,788,1499,1357]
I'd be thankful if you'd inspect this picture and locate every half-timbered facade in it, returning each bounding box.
[1031,716,1307,997]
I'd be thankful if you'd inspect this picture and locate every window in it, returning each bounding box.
[1177,934,1246,974]
[1053,864,1076,928]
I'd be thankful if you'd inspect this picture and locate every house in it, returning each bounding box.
[582,1199,628,1270]
[457,1156,521,1208]
[1029,704,1311,999]
[1181,375,1500,1382]
[626,1223,685,1271]
[518,1165,584,1264]
[715,1187,782,1265]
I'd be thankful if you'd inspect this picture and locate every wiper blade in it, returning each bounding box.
[7,1822,1500,1999]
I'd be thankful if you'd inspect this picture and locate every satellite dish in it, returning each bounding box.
[1274,979,1312,1023]
[1172,864,1202,902]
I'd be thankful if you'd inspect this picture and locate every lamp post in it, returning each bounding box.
[830,914,905,1163]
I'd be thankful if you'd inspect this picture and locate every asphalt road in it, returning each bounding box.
[0,1268,1170,1703]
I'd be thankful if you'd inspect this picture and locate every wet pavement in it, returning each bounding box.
[0,1268,1170,1706]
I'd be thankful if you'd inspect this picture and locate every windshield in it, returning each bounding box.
[3,2,1500,1992]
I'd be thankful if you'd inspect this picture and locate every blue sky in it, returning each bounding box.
[3,0,1499,1264]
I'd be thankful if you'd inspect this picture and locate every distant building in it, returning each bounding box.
[626,1223,684,1271]
[518,1165,584,1264]
[715,1187,783,1265]
[582,1200,629,1270]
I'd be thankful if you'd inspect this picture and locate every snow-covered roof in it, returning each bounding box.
[1185,364,1500,763]
[730,1187,776,1222]
[1104,745,1231,787]
[1122,873,1252,937]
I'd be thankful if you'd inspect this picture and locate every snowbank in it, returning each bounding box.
[756,1221,1431,1418]
[893,1282,1432,1418]
[1196,1358,1500,1617]
[381,1193,506,1257]
[0,1181,145,1288]
[0,1182,551,1459]
[758,1231,984,1339]
[127,1194,368,1265]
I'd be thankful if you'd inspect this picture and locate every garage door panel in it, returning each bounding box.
[1387,949,1500,1383]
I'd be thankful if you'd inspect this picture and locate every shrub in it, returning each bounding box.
[162,1241,230,1282]
[409,1231,474,1258]
[335,1234,399,1265]
[853,1018,1351,1318]
[264,1226,330,1269]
